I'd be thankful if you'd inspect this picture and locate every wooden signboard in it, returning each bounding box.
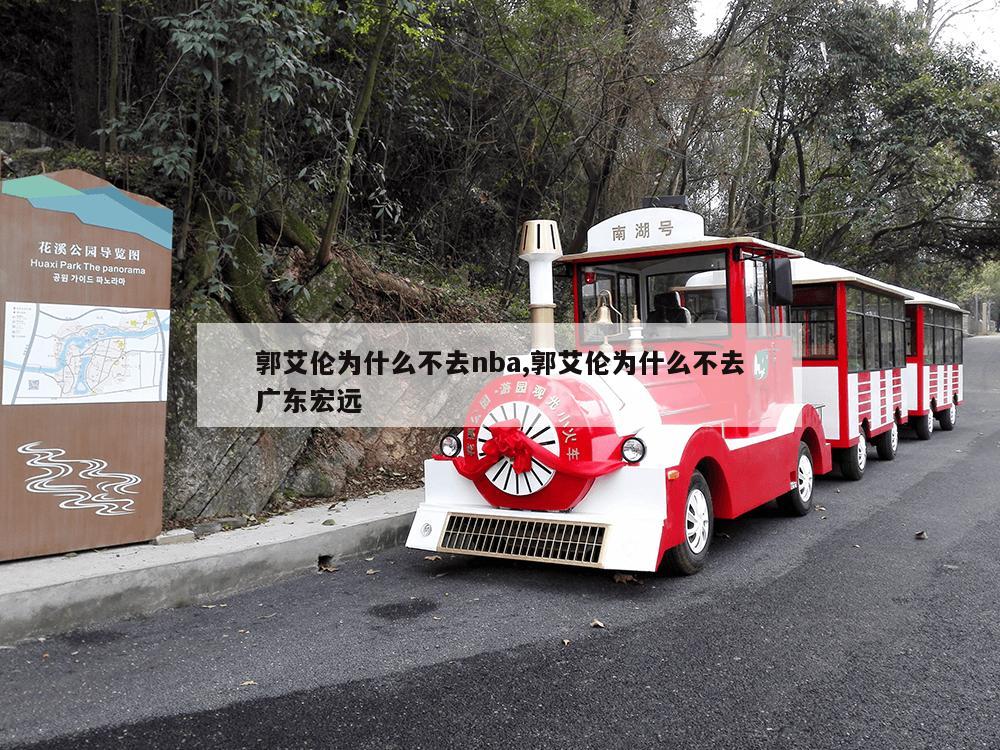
[0,170,172,561]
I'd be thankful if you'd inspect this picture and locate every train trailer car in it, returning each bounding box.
[789,258,912,480]
[898,290,965,439]
[407,207,833,574]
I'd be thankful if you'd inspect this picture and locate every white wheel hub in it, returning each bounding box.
[857,433,867,471]
[797,452,814,504]
[927,412,935,434]
[685,488,710,554]
[890,421,899,453]
[949,404,957,425]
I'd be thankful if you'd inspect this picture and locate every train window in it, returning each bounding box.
[579,251,728,343]
[617,273,639,319]
[923,314,934,362]
[848,312,864,372]
[921,306,962,365]
[906,307,916,357]
[864,314,880,370]
[790,307,837,359]
[880,316,894,369]
[845,286,907,371]
[743,258,772,337]
[790,285,837,360]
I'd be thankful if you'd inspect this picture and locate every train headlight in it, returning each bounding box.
[621,437,646,464]
[440,434,462,458]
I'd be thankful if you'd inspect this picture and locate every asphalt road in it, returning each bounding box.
[3,337,1000,750]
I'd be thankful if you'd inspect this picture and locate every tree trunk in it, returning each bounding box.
[726,25,771,233]
[70,0,101,149]
[107,0,122,156]
[318,7,394,267]
[564,0,640,255]
[789,129,807,248]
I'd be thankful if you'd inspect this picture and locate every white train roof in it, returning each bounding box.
[572,207,804,260]
[791,257,962,311]
[791,257,912,299]
[882,282,963,312]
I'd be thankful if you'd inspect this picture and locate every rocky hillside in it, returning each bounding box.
[2,123,508,524]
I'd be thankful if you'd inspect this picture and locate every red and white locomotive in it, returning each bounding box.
[407,207,834,573]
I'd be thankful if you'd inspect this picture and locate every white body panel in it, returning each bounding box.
[926,363,963,410]
[796,366,902,447]
[904,362,919,413]
[407,459,668,571]
[794,365,840,441]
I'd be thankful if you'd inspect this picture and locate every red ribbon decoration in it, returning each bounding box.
[439,420,630,480]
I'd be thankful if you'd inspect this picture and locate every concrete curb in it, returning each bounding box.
[0,489,421,644]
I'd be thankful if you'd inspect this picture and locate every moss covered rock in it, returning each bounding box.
[164,298,311,520]
[288,260,354,323]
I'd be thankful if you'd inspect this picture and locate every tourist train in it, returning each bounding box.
[406,206,964,573]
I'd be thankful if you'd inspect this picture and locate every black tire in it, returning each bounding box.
[664,471,713,576]
[913,410,934,440]
[875,421,899,461]
[839,430,867,481]
[937,402,957,431]
[778,441,815,516]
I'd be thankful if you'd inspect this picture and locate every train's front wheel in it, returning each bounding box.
[664,471,713,576]
[778,442,814,516]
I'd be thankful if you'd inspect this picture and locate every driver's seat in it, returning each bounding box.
[649,291,691,324]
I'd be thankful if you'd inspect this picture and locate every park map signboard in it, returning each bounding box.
[0,170,172,561]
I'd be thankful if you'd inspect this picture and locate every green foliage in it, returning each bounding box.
[4,0,1000,316]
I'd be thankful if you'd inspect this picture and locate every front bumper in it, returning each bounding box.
[406,459,668,571]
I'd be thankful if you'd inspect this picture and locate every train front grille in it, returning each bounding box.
[440,513,606,566]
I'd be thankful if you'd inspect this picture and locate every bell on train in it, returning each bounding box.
[593,300,614,326]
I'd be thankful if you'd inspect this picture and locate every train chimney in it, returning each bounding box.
[518,219,562,350]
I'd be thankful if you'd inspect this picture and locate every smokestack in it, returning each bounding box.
[518,219,562,350]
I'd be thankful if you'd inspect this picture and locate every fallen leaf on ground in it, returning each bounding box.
[240,680,257,687]
[590,618,605,629]
[364,556,375,561]
[853,544,861,548]
[915,530,929,540]
[366,568,379,575]
[322,519,336,526]
[816,506,827,511]
[424,555,442,561]
[318,562,339,573]
[562,639,571,647]
[201,604,217,609]
[613,573,642,585]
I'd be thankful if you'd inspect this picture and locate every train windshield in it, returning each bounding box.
[577,251,728,342]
